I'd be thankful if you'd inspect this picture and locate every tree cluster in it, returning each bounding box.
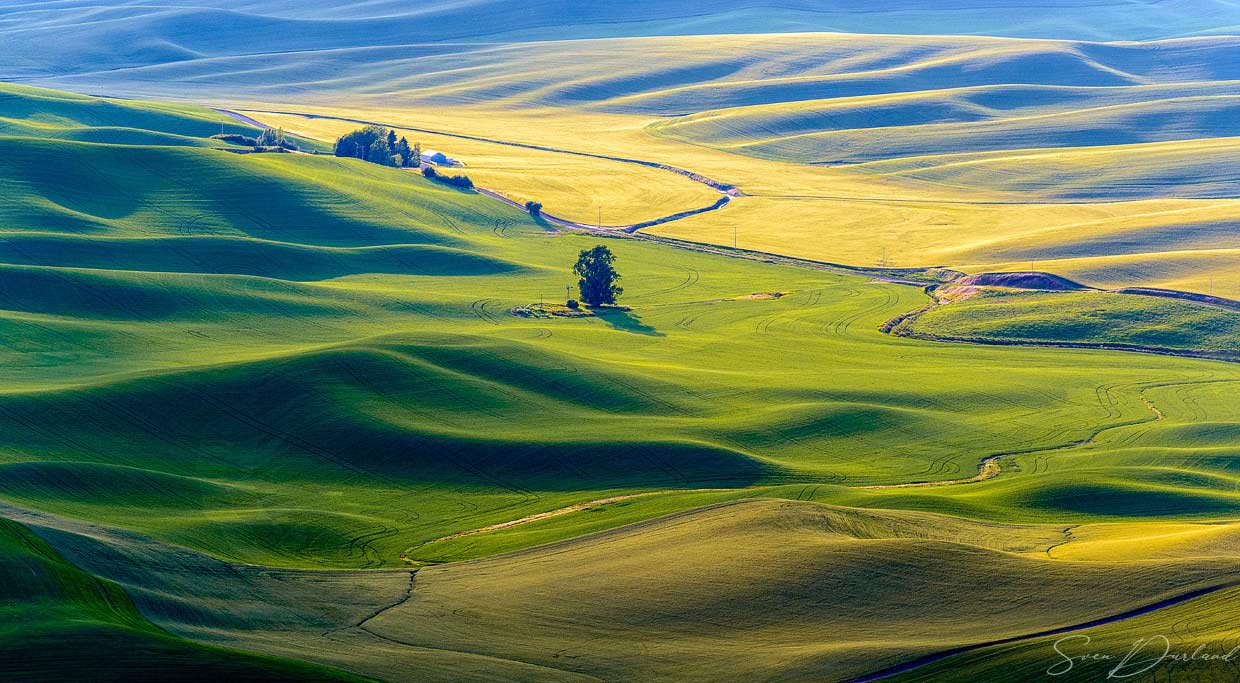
[256,127,299,150]
[333,126,417,167]
[211,127,298,151]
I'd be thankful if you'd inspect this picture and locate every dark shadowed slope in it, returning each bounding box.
[0,515,372,682]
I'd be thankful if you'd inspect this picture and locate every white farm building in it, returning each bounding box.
[420,149,462,167]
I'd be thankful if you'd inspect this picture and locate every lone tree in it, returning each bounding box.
[573,245,622,307]
[525,201,543,217]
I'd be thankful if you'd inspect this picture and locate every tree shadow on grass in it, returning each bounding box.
[594,308,663,336]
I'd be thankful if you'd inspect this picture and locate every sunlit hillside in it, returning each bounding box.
[4,3,1240,682]
[4,0,1240,81]
[5,85,1240,681]
[11,24,1239,294]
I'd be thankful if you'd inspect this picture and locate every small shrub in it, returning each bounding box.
[421,166,474,189]
[566,299,580,310]
[442,173,474,189]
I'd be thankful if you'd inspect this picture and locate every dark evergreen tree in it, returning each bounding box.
[396,137,413,167]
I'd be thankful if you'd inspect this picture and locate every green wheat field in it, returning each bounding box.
[4,2,1240,681]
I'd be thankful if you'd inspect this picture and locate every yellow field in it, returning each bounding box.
[251,112,720,227]
[246,103,1240,296]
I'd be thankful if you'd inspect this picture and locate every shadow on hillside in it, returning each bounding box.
[595,308,662,336]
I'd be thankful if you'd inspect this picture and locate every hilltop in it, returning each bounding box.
[3,0,1240,82]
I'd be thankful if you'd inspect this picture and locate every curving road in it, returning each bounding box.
[220,108,937,284]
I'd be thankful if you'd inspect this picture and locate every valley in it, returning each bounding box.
[3,3,1240,681]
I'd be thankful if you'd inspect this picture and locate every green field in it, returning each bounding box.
[0,514,372,682]
[897,287,1240,358]
[7,39,1240,679]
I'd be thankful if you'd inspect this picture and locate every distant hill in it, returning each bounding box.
[3,0,1240,83]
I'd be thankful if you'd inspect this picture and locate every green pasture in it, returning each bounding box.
[907,289,1240,355]
[4,83,1240,683]
[4,85,1240,571]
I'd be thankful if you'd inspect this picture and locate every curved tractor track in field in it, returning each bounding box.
[858,380,1200,491]
[399,492,652,564]
[860,377,1237,496]
[218,108,738,232]
[399,488,743,564]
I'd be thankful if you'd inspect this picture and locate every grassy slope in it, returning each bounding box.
[17,493,1240,683]
[904,289,1240,355]
[888,589,1240,682]
[0,516,370,682]
[9,85,1240,681]
[740,496,1240,682]
[368,499,1240,683]
[0,83,276,147]
[10,500,608,683]
[4,85,1240,572]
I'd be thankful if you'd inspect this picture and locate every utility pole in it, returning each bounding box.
[566,284,571,303]
[598,206,601,231]
[733,225,737,249]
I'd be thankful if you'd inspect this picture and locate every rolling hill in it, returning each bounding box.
[5,84,1240,550]
[13,491,1240,683]
[8,6,1240,295]
[3,0,1240,82]
[6,82,1240,681]
[1,0,1239,678]
[0,515,370,682]
[895,287,1240,359]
